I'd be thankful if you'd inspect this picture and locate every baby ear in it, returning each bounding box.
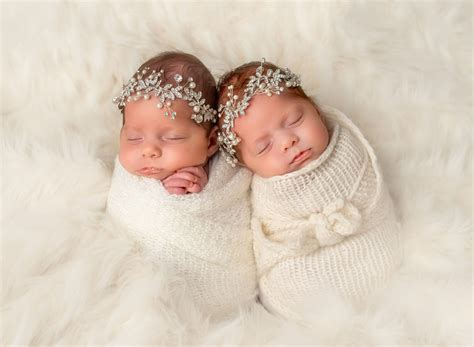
[207,125,219,157]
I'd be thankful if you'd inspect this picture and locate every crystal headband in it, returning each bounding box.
[113,67,217,124]
[217,58,301,166]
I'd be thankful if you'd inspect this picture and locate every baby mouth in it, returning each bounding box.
[290,149,312,165]
[138,167,162,175]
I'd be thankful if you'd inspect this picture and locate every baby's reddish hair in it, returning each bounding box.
[217,60,318,125]
[217,60,322,161]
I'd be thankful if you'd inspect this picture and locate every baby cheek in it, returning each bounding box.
[273,158,291,176]
[118,145,138,173]
[315,124,329,153]
[239,155,276,177]
[168,141,209,167]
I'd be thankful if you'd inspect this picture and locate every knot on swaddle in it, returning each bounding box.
[307,198,362,246]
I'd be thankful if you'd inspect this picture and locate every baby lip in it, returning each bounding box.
[138,167,162,174]
[290,149,311,165]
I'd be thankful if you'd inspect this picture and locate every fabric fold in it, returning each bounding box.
[251,105,402,320]
[107,153,257,318]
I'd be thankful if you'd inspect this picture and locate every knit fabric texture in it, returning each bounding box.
[251,105,402,320]
[106,153,257,319]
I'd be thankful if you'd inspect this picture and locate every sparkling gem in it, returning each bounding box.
[113,65,218,126]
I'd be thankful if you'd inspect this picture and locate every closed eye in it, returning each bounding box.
[256,142,271,155]
[289,114,303,126]
[163,136,187,141]
[127,137,142,142]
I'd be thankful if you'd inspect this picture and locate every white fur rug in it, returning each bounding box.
[1,1,472,345]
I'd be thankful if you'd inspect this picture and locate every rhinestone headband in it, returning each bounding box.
[113,67,217,124]
[217,58,301,166]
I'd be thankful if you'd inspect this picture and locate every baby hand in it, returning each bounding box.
[162,166,208,195]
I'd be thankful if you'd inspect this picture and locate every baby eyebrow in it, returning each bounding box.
[163,131,188,137]
[253,135,269,146]
[282,108,301,122]
[122,125,142,132]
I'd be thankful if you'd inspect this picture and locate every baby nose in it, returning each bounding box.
[142,144,161,158]
[281,133,298,151]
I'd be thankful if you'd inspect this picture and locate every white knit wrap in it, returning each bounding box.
[106,153,257,318]
[251,105,402,320]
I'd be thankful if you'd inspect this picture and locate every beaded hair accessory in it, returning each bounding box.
[217,58,301,166]
[113,67,217,124]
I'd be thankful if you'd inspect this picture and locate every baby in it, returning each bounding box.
[106,52,257,319]
[217,59,402,320]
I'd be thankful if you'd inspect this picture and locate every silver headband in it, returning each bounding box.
[217,58,301,166]
[113,67,217,124]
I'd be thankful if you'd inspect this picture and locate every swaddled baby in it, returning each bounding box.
[107,52,257,319]
[217,59,402,320]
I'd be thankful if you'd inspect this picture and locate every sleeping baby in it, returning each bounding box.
[217,59,402,320]
[107,52,257,319]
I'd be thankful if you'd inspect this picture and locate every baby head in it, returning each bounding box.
[217,59,329,178]
[113,52,219,180]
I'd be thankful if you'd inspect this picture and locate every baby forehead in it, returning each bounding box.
[123,117,201,131]
[123,112,202,132]
[245,94,304,118]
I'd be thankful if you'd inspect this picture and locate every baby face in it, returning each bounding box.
[233,93,329,177]
[119,97,215,180]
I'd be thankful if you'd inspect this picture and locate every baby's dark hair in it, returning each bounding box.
[122,51,217,132]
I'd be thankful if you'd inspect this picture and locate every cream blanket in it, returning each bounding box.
[252,105,402,320]
[3,2,471,344]
[107,153,257,319]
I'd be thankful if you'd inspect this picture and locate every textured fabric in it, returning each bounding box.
[106,153,257,319]
[252,105,402,320]
[3,2,471,345]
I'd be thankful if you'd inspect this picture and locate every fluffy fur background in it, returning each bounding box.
[1,1,472,345]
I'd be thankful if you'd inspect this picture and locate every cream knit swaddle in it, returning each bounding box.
[106,153,257,318]
[251,105,402,320]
